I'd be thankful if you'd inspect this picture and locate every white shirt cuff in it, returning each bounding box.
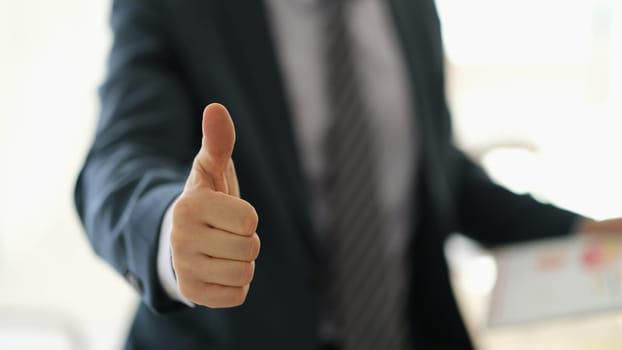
[157,202,194,307]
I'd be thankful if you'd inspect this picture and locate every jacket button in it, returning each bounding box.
[125,271,143,294]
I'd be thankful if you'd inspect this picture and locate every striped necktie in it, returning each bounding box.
[321,1,412,349]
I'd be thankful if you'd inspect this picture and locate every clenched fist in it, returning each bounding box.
[171,103,260,308]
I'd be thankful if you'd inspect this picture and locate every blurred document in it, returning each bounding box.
[489,234,622,326]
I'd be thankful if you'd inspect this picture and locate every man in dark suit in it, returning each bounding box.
[74,0,622,349]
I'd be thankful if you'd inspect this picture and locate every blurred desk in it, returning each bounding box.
[449,235,622,350]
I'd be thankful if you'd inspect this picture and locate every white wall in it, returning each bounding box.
[0,1,136,349]
[437,0,622,220]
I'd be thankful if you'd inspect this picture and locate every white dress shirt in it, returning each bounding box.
[157,0,417,318]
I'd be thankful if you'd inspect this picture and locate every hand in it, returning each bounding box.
[575,217,622,235]
[171,103,260,308]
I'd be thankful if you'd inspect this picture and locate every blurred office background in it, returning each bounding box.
[1,0,621,349]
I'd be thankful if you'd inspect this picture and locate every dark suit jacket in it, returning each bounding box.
[74,0,579,348]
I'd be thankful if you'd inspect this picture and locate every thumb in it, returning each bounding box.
[191,103,236,192]
[202,103,235,168]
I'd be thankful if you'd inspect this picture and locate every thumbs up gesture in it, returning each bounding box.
[171,103,260,308]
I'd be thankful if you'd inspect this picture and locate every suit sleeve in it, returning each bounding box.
[452,147,581,246]
[74,0,198,312]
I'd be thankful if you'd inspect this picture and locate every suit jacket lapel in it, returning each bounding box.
[389,0,453,227]
[222,0,320,261]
